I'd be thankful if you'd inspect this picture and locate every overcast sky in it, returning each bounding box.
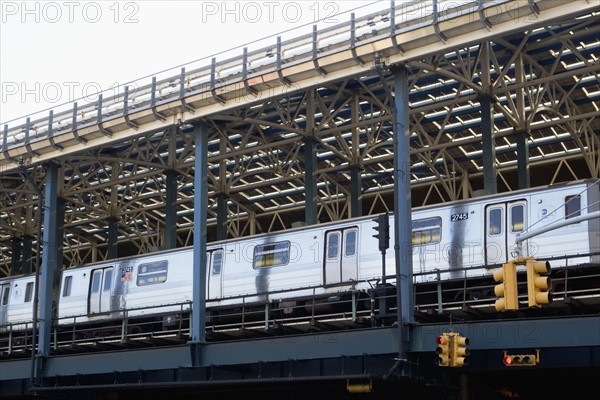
[0,0,383,125]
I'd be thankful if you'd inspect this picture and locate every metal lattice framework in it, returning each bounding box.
[0,0,598,276]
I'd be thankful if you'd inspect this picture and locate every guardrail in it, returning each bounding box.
[5,0,562,168]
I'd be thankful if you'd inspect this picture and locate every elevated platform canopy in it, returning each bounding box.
[0,0,598,274]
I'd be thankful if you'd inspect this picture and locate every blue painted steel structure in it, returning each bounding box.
[1,1,599,398]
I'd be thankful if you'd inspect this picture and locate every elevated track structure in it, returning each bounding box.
[1,1,599,399]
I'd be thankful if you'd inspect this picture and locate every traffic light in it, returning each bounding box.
[372,213,390,251]
[503,350,539,366]
[526,258,552,308]
[450,333,469,367]
[435,334,450,367]
[493,261,519,311]
[436,332,469,367]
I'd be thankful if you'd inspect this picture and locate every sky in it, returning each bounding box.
[0,0,384,125]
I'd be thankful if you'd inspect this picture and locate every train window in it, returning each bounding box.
[327,233,340,259]
[253,241,290,269]
[62,276,72,297]
[510,204,524,232]
[24,282,34,303]
[137,260,168,286]
[1,286,9,305]
[412,217,442,245]
[103,268,113,292]
[565,195,581,219]
[91,270,102,293]
[212,251,223,275]
[345,230,357,256]
[489,208,502,235]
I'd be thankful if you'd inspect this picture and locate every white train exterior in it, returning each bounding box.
[1,179,598,331]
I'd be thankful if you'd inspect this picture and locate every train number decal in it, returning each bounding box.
[451,212,469,221]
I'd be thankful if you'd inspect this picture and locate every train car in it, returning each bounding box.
[1,179,598,334]
[406,178,600,281]
[0,274,37,332]
[57,249,194,326]
[56,216,383,327]
[54,178,598,328]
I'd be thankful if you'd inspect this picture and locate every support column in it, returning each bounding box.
[107,217,119,260]
[515,53,530,190]
[56,197,65,271]
[164,169,178,249]
[393,65,414,373]
[304,89,318,225]
[480,41,497,194]
[21,235,33,274]
[350,166,362,218]
[190,121,208,355]
[304,138,318,225]
[216,193,228,240]
[461,173,471,200]
[516,130,530,189]
[217,129,228,240]
[350,91,363,218]
[481,95,497,194]
[10,237,21,276]
[37,162,59,359]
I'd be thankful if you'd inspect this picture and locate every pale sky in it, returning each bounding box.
[0,0,383,125]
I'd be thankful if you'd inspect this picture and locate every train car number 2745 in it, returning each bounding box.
[450,213,469,222]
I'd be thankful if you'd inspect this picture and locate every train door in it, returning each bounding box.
[324,227,359,285]
[206,249,224,299]
[88,267,114,315]
[485,200,528,265]
[0,283,9,325]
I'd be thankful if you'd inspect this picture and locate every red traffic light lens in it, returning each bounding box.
[503,356,513,365]
[435,336,445,345]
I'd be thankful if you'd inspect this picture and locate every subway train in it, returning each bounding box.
[1,179,599,334]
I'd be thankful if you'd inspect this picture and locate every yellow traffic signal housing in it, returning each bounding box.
[450,334,470,367]
[436,332,469,367]
[526,258,552,307]
[493,261,519,311]
[435,334,450,367]
[503,349,539,366]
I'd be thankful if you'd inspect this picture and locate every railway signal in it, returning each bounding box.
[525,258,552,307]
[372,213,390,251]
[493,261,519,311]
[503,349,539,366]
